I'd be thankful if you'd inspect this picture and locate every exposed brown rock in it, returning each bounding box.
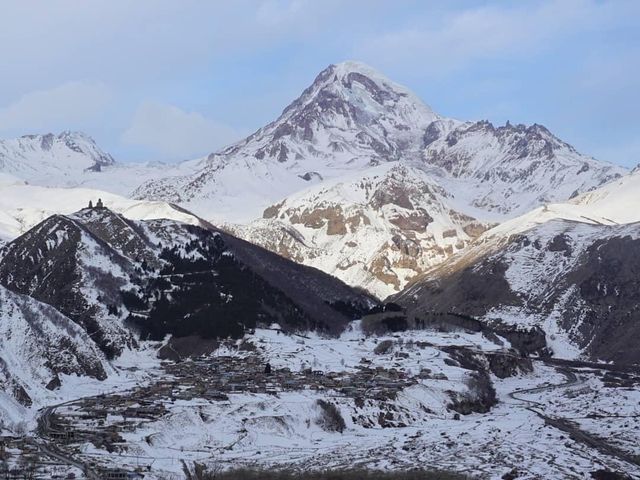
[369,256,400,290]
[463,222,490,238]
[263,202,284,219]
[388,208,433,232]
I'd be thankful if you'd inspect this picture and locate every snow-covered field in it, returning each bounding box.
[0,177,202,241]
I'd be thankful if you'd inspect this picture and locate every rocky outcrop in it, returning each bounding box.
[487,352,533,379]
[422,120,625,216]
[230,164,492,298]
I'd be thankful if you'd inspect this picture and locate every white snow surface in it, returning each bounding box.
[229,162,492,298]
[46,326,640,479]
[0,285,108,428]
[0,182,202,241]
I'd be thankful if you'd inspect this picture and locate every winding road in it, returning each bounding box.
[508,364,640,469]
[32,400,102,479]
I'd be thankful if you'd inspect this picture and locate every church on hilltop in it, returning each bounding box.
[88,198,105,209]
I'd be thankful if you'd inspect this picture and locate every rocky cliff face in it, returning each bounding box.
[228,163,493,298]
[0,285,107,412]
[420,120,625,217]
[224,60,442,166]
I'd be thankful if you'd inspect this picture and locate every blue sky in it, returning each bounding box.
[0,0,638,167]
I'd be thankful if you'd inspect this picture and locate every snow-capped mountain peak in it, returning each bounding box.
[133,62,453,219]
[280,60,440,132]
[421,119,626,217]
[216,60,443,167]
[0,131,116,186]
[129,62,629,297]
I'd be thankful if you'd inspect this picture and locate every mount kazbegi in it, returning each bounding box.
[135,60,625,221]
[132,61,447,221]
[132,61,625,297]
[0,60,634,357]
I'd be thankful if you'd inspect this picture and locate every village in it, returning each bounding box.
[2,324,640,479]
[0,342,428,479]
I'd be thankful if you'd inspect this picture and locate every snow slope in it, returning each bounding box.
[132,61,453,222]
[0,131,207,198]
[569,167,640,223]
[0,285,107,427]
[422,121,625,218]
[396,170,640,363]
[0,132,114,184]
[465,166,640,245]
[229,163,492,298]
[0,181,202,241]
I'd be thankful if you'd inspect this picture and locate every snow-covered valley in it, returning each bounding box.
[0,60,639,480]
[3,326,639,479]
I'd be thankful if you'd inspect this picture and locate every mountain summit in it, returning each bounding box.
[132,62,453,217]
[129,61,627,296]
[223,60,442,167]
[0,131,115,186]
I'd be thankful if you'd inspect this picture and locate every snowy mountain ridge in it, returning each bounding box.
[0,181,204,242]
[227,163,493,298]
[0,131,114,184]
[0,62,631,298]
[129,61,626,296]
[421,120,625,218]
[0,204,374,406]
[132,61,456,221]
[391,167,640,365]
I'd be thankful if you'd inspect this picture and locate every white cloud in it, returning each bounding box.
[122,102,240,160]
[354,0,626,76]
[0,82,110,133]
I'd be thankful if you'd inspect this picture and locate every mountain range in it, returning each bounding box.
[0,60,638,415]
[0,62,627,298]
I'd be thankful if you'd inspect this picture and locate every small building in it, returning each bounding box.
[88,198,105,209]
[99,468,144,480]
[50,430,76,442]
